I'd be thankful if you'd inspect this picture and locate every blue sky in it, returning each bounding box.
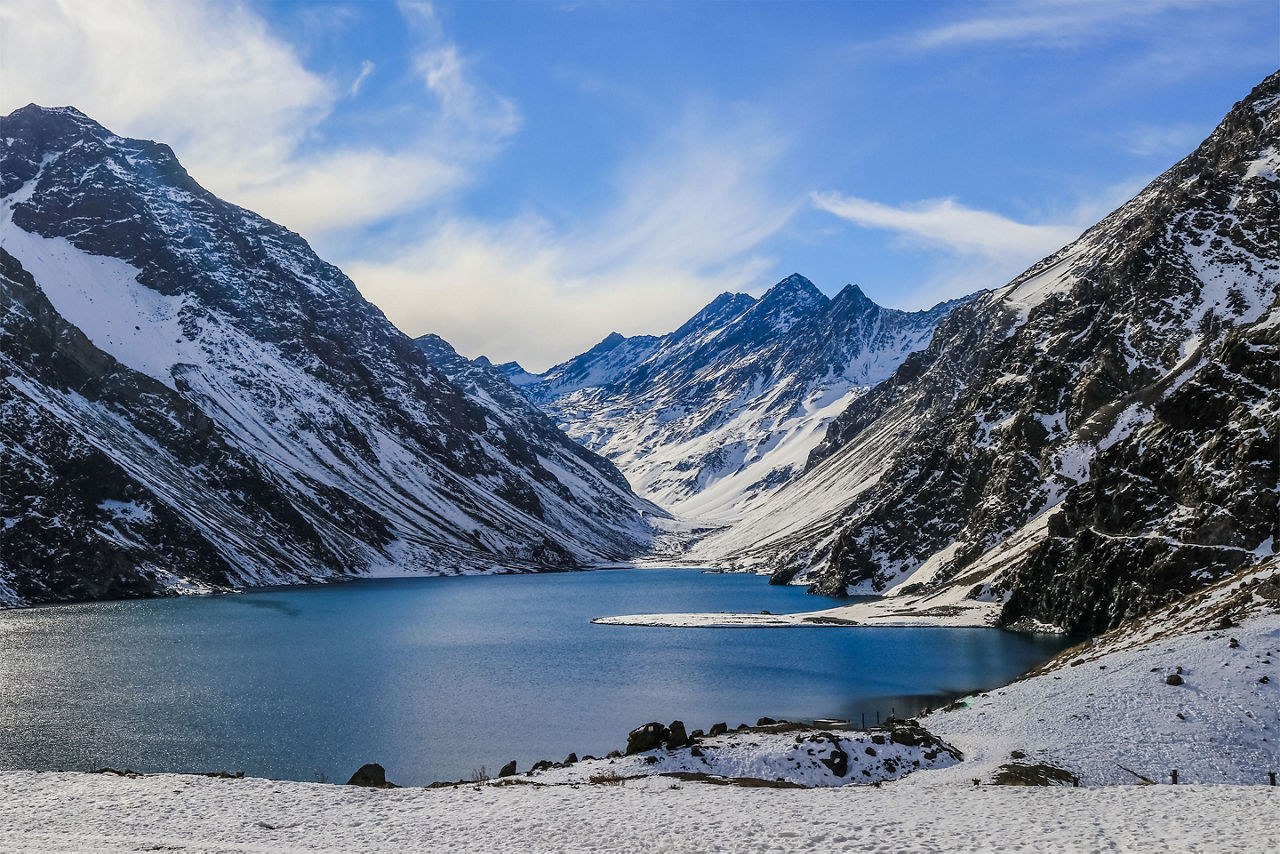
[2,0,1277,368]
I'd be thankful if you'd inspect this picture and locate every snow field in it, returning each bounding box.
[1,771,1275,853]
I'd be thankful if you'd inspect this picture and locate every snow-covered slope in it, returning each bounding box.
[507,276,968,521]
[691,71,1279,634]
[0,105,654,606]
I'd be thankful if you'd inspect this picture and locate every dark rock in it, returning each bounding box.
[756,717,777,726]
[626,722,668,755]
[865,747,877,757]
[820,746,849,777]
[347,763,394,788]
[870,735,886,745]
[690,746,703,757]
[1166,673,1184,686]
[565,753,578,765]
[498,760,517,778]
[709,722,728,736]
[606,750,621,759]
[666,720,689,749]
[889,724,929,747]
[1011,750,1026,760]
[993,762,1080,787]
[690,729,704,739]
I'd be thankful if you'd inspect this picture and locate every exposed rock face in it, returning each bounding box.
[625,722,667,755]
[504,276,969,520]
[691,71,1279,634]
[0,105,653,606]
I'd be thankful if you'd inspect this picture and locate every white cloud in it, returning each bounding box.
[902,0,1229,51]
[0,0,792,370]
[813,179,1150,310]
[0,0,511,235]
[349,60,375,96]
[811,192,1081,263]
[347,114,798,371]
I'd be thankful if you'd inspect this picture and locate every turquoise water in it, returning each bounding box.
[0,568,1068,785]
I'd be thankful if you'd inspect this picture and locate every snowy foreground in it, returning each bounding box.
[2,569,1275,852]
[2,772,1276,853]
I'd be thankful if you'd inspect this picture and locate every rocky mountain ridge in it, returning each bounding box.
[0,104,654,605]
[504,275,969,520]
[689,71,1280,634]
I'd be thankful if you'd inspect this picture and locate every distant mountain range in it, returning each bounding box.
[686,71,1280,634]
[0,105,656,606]
[501,276,969,520]
[2,70,1275,634]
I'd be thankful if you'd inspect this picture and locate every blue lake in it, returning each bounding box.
[0,568,1069,786]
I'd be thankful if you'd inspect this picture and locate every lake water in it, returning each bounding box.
[0,568,1069,786]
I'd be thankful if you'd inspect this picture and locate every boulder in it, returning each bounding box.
[708,722,728,736]
[1166,673,1184,686]
[666,720,688,749]
[346,763,393,788]
[499,760,517,777]
[756,717,777,726]
[565,753,578,764]
[626,722,668,755]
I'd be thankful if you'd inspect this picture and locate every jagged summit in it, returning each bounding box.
[506,275,972,519]
[765,272,824,299]
[831,283,873,308]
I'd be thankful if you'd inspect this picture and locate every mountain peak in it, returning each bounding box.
[745,274,827,331]
[5,103,104,137]
[764,273,824,303]
[832,283,874,309]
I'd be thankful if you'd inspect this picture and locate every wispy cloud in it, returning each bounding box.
[401,0,521,145]
[811,192,1080,263]
[1112,122,1207,157]
[900,0,1232,51]
[0,0,513,235]
[811,179,1146,309]
[349,60,375,97]
[348,110,798,371]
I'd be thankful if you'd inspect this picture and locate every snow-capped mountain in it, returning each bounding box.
[504,275,969,520]
[0,104,655,606]
[692,71,1280,634]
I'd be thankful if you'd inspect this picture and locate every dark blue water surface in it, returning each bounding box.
[0,568,1068,785]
